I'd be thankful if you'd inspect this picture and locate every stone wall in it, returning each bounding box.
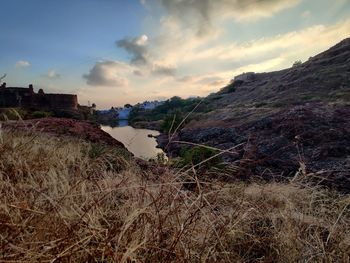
[0,84,78,110]
[34,94,78,110]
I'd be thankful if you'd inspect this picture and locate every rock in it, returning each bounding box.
[165,103,350,192]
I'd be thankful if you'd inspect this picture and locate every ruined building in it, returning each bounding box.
[0,83,78,110]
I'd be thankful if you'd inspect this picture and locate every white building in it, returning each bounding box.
[118,107,132,120]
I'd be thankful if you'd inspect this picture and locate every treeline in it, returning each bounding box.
[129,96,213,133]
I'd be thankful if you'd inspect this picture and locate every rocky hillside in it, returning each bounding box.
[161,38,350,192]
[189,37,350,128]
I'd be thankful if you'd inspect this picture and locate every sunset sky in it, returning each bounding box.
[0,0,349,108]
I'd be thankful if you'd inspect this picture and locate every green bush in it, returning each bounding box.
[0,108,26,121]
[31,111,52,119]
[181,146,222,170]
[129,96,203,125]
[161,112,184,133]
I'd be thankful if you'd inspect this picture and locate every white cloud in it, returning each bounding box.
[302,10,311,18]
[15,60,31,68]
[46,69,61,79]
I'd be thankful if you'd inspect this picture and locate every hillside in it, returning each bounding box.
[190,37,350,127]
[159,38,350,192]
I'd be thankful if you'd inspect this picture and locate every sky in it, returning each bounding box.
[0,0,349,109]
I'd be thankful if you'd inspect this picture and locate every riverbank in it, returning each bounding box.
[2,117,126,148]
[130,119,163,131]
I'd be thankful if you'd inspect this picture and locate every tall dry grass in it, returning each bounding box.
[0,129,349,262]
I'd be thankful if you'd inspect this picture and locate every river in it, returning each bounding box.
[101,121,166,161]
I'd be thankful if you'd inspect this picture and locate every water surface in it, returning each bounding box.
[101,124,166,160]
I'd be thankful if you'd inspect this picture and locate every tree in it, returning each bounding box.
[124,103,132,108]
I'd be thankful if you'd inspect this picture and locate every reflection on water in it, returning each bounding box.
[101,124,166,160]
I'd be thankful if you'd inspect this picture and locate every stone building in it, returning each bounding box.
[0,83,78,110]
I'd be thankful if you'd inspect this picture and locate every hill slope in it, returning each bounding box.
[191,37,350,128]
[162,38,350,192]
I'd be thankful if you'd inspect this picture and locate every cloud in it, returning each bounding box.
[302,10,311,18]
[82,3,350,108]
[133,69,144,76]
[15,60,31,68]
[117,34,177,76]
[45,69,61,79]
[196,76,226,86]
[177,75,196,83]
[152,63,176,76]
[83,61,129,87]
[155,0,301,35]
[116,35,149,65]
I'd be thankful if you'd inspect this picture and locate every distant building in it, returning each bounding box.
[118,107,132,120]
[0,83,78,110]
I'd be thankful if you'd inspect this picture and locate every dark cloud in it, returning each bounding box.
[157,0,300,35]
[117,34,177,77]
[177,75,195,82]
[83,61,129,87]
[152,63,176,76]
[133,69,144,76]
[116,35,149,65]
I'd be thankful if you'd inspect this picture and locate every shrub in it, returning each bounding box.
[161,111,184,133]
[0,108,26,121]
[219,83,236,94]
[293,60,302,67]
[31,111,52,119]
[181,146,222,170]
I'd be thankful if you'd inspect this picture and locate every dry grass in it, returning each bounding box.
[0,129,349,262]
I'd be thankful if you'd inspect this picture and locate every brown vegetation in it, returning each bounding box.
[0,129,349,262]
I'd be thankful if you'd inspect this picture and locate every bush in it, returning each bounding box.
[31,111,52,119]
[181,146,222,170]
[161,111,184,133]
[293,60,302,67]
[0,108,26,121]
[219,83,236,94]
[130,96,203,125]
